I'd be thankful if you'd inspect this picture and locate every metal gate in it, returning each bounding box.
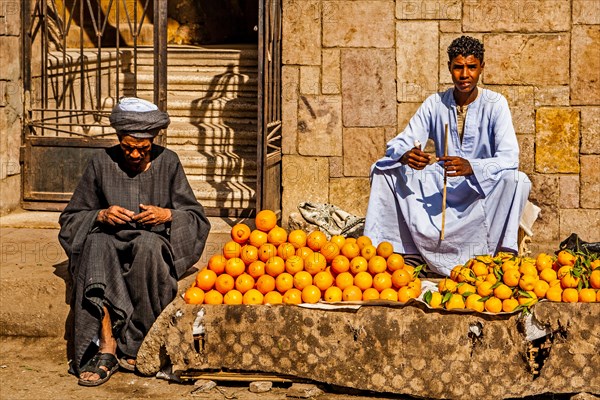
[257,0,282,216]
[21,0,168,210]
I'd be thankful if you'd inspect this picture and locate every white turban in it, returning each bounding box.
[109,97,170,138]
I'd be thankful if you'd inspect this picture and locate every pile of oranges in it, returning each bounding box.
[424,250,600,313]
[184,209,422,305]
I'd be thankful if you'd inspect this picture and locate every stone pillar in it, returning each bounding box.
[0,0,23,215]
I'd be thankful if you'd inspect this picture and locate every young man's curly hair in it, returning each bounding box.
[447,36,484,62]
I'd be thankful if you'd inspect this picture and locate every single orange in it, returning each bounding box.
[445,293,466,310]
[519,275,538,291]
[301,285,322,304]
[341,242,361,259]
[335,271,354,290]
[518,291,538,307]
[493,283,512,300]
[391,269,412,288]
[501,260,518,272]
[539,268,557,283]
[184,287,205,304]
[362,288,380,301]
[282,288,302,304]
[590,269,600,289]
[235,273,255,294]
[203,289,224,305]
[313,271,334,291]
[398,286,419,303]
[247,260,266,279]
[503,269,521,287]
[263,291,283,305]
[249,229,269,248]
[293,271,313,290]
[545,285,563,302]
[379,288,399,302]
[296,246,314,260]
[354,271,373,291]
[376,241,394,258]
[408,277,422,296]
[535,253,554,271]
[242,289,264,305]
[225,257,246,277]
[258,243,278,262]
[349,256,368,274]
[519,263,538,277]
[222,241,242,259]
[240,245,259,265]
[344,238,357,244]
[368,255,388,275]
[533,280,550,299]
[287,229,307,249]
[556,250,576,266]
[386,253,405,272]
[457,282,476,296]
[277,243,296,260]
[360,245,377,261]
[255,209,278,232]
[306,230,328,251]
[330,255,350,274]
[439,277,458,293]
[223,289,243,305]
[207,254,227,274]
[265,256,286,277]
[471,261,488,277]
[324,286,343,302]
[267,226,288,246]
[195,268,217,291]
[502,298,520,313]
[578,288,596,303]
[465,294,484,312]
[427,291,443,308]
[330,235,346,249]
[320,242,340,263]
[215,274,235,294]
[304,252,327,275]
[373,273,393,292]
[230,223,251,244]
[356,235,373,250]
[476,281,494,297]
[560,271,580,289]
[342,285,362,301]
[285,255,304,275]
[275,272,294,293]
[256,274,276,294]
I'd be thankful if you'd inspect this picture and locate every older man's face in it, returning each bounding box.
[448,54,484,95]
[119,135,153,172]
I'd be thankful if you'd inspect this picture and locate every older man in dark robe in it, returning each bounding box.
[59,97,211,386]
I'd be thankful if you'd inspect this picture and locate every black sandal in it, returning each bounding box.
[78,353,119,387]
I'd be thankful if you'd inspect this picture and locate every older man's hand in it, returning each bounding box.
[132,204,172,226]
[97,205,135,225]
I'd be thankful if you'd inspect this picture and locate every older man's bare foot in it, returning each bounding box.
[78,338,118,386]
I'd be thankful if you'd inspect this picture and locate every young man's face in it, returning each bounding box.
[448,54,484,94]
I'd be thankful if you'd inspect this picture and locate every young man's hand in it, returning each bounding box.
[438,156,473,176]
[132,204,172,226]
[401,148,432,170]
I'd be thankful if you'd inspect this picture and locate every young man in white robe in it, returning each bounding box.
[364,36,530,276]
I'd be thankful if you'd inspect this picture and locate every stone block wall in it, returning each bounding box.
[281,0,600,253]
[0,1,22,215]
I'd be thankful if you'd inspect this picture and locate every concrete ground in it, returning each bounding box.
[0,210,414,400]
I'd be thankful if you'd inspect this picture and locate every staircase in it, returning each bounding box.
[128,45,259,216]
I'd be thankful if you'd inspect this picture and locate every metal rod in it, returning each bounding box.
[440,123,449,241]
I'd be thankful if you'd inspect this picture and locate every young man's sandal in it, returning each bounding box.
[78,353,119,387]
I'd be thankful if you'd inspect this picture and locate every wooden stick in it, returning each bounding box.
[441,124,449,240]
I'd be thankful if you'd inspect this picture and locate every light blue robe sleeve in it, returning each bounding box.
[465,96,520,198]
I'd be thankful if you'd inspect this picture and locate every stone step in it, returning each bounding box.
[167,121,257,144]
[135,45,258,63]
[122,72,258,87]
[176,149,257,177]
[188,178,257,210]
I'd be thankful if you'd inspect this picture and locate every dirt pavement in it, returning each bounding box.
[0,336,415,400]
